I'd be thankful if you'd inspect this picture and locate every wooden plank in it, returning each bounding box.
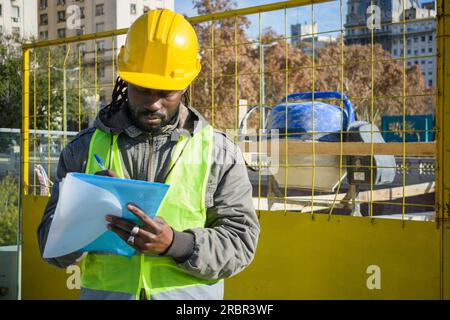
[238,141,436,156]
[267,182,436,207]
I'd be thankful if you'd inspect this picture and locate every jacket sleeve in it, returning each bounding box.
[37,130,92,268]
[171,133,260,280]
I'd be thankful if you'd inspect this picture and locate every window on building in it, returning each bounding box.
[97,41,105,53]
[11,6,19,22]
[80,7,85,19]
[58,28,66,38]
[407,49,411,55]
[57,0,66,5]
[415,60,418,64]
[429,35,433,41]
[421,60,425,65]
[12,27,20,36]
[40,14,48,25]
[97,66,105,79]
[421,48,425,53]
[414,37,418,43]
[95,4,104,16]
[39,31,49,39]
[76,25,85,36]
[414,49,418,55]
[39,0,48,10]
[429,47,433,53]
[0,4,3,16]
[78,43,86,56]
[58,10,66,23]
[429,79,433,87]
[130,4,137,15]
[393,49,398,55]
[407,61,411,66]
[421,36,426,42]
[96,23,104,33]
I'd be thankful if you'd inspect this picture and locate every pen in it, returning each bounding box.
[94,153,107,171]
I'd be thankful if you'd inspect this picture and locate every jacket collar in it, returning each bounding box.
[94,102,210,140]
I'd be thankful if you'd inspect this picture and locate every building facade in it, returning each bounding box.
[0,0,37,39]
[344,0,436,87]
[291,22,336,56]
[391,6,436,87]
[37,0,174,110]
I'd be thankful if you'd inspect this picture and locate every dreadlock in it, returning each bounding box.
[182,90,190,108]
[109,77,129,114]
[107,76,191,115]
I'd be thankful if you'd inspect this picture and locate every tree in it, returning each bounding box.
[0,175,19,246]
[314,43,432,124]
[260,38,432,125]
[190,0,432,130]
[0,35,95,131]
[191,0,259,131]
[0,36,22,129]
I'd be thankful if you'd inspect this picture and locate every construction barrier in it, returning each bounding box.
[19,0,450,299]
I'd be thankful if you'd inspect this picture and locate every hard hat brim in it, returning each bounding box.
[118,69,200,91]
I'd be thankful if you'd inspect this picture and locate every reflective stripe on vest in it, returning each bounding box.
[81,125,222,299]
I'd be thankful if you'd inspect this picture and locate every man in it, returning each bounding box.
[37,9,259,300]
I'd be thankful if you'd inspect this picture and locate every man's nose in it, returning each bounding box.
[143,95,163,112]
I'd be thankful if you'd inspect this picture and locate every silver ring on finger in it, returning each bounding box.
[130,225,140,236]
[127,235,135,246]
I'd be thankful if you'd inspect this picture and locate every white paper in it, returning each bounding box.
[43,174,122,259]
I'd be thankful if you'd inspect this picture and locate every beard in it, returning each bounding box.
[125,102,179,133]
[126,103,167,133]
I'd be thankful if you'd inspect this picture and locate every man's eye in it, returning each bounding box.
[161,91,177,98]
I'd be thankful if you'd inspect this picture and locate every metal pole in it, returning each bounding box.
[63,68,67,144]
[437,0,450,300]
[261,45,266,131]
[19,47,30,300]
[21,48,30,196]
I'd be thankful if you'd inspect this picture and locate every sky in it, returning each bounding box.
[175,0,346,40]
[174,0,433,41]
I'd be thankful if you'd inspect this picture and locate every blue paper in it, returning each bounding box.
[72,173,169,257]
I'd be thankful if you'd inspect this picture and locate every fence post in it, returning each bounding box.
[436,0,450,300]
[21,48,30,196]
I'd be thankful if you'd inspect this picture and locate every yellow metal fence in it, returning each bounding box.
[19,0,450,299]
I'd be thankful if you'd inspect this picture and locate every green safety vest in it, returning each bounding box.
[80,125,221,299]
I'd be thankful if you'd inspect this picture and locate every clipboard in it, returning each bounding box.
[43,173,169,258]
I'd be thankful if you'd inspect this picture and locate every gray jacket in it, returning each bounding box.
[37,102,260,281]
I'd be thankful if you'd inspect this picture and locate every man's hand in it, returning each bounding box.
[105,203,174,255]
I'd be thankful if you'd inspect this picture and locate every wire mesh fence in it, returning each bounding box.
[20,0,438,221]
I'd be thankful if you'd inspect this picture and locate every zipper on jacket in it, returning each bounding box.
[146,135,153,182]
[107,130,114,170]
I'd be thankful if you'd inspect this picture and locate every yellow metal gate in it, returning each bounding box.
[19,0,450,299]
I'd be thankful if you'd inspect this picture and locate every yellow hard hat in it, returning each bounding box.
[117,9,201,90]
